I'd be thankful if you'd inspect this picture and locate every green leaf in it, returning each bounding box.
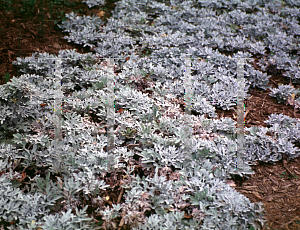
[295,220,300,225]
[4,72,10,83]
[12,133,24,145]
[11,180,22,188]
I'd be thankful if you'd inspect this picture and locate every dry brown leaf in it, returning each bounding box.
[96,10,105,18]
[226,180,236,187]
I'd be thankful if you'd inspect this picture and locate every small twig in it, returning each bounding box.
[244,110,250,118]
[261,95,267,107]
[117,187,124,204]
[269,79,278,86]
[282,159,294,178]
[279,217,300,229]
[118,212,126,230]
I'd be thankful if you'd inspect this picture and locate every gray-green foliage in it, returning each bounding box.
[16,206,98,230]
[82,0,105,8]
[2,0,300,229]
[244,114,300,164]
[0,77,42,142]
[1,48,274,228]
[0,175,60,228]
[269,84,300,104]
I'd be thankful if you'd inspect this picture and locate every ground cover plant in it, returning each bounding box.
[0,0,300,229]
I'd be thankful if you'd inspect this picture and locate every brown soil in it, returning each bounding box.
[0,1,300,229]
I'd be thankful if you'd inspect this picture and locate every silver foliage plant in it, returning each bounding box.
[269,84,300,104]
[1,0,300,229]
[82,0,105,8]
